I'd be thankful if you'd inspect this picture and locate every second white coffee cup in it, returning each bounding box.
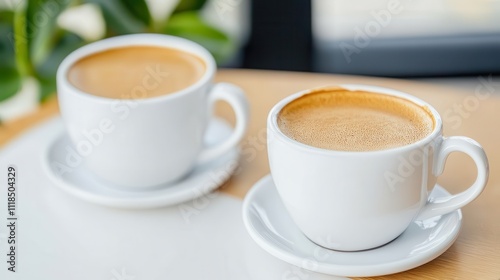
[268,85,488,251]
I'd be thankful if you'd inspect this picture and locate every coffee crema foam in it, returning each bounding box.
[68,46,205,99]
[277,89,435,151]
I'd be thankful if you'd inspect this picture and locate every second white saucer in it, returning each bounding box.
[44,118,239,209]
[242,175,462,277]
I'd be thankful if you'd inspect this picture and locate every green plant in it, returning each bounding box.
[0,0,234,104]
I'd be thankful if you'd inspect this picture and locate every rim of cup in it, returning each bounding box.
[56,33,216,104]
[268,84,444,155]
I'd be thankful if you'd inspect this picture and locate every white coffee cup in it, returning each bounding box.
[57,34,249,188]
[267,84,488,251]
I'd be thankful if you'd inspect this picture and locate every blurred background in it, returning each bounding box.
[0,0,499,121]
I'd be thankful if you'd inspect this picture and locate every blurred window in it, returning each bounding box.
[312,0,500,76]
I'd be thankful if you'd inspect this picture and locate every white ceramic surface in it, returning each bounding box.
[44,117,239,209]
[57,34,249,188]
[0,118,345,280]
[243,175,462,277]
[267,84,487,251]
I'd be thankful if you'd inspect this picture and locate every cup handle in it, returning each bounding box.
[415,136,489,220]
[197,83,249,164]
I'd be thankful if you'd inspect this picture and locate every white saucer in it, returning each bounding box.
[242,175,462,277]
[43,118,239,209]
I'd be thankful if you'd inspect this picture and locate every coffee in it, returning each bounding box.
[67,46,205,99]
[277,88,434,151]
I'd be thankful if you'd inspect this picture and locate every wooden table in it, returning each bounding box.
[1,70,499,279]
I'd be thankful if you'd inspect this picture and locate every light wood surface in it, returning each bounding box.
[1,69,499,279]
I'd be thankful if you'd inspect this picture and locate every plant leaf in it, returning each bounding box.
[85,0,146,35]
[0,67,22,102]
[164,11,233,64]
[119,0,151,26]
[36,32,84,79]
[174,0,207,13]
[13,2,32,77]
[35,32,84,100]
[0,10,15,24]
[38,76,56,102]
[0,11,16,69]
[26,0,71,66]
